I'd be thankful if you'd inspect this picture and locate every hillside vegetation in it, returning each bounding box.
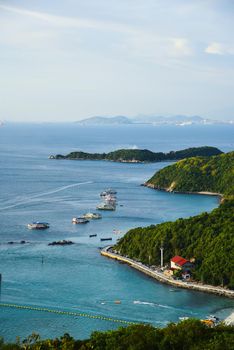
[115,200,234,288]
[1,320,234,349]
[51,146,222,163]
[115,151,234,289]
[146,151,234,196]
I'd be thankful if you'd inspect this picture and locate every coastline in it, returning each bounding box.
[101,246,234,299]
[143,183,223,202]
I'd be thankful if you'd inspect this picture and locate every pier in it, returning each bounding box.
[101,247,234,298]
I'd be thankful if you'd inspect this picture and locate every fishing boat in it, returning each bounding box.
[81,212,102,219]
[89,234,97,237]
[27,222,50,230]
[72,217,89,224]
[100,237,112,241]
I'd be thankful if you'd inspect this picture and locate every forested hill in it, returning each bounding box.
[115,151,234,289]
[50,146,222,162]
[115,199,234,289]
[145,151,234,196]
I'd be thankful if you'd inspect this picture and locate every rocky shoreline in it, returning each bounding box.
[142,183,223,202]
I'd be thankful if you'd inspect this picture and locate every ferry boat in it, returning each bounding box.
[81,212,102,219]
[72,217,89,224]
[96,203,116,211]
[27,222,49,230]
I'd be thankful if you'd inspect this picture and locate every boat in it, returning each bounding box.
[72,217,89,224]
[27,222,49,230]
[100,188,117,197]
[96,203,116,211]
[100,237,112,241]
[89,234,97,237]
[81,212,102,219]
[104,194,117,203]
[48,240,74,246]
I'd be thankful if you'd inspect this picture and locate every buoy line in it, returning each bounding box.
[0,302,137,325]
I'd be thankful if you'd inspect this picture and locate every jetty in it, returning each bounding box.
[101,246,234,298]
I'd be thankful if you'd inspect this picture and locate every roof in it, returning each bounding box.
[171,255,189,266]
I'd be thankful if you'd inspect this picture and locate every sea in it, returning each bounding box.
[0,123,233,341]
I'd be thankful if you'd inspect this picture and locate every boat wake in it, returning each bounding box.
[133,300,197,315]
[0,181,93,211]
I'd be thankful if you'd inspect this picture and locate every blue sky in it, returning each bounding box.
[0,0,234,122]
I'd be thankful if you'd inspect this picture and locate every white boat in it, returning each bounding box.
[27,222,49,230]
[81,212,102,219]
[100,188,117,197]
[72,217,89,224]
[96,203,116,211]
[104,194,117,203]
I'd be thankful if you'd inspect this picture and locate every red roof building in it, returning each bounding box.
[170,255,193,270]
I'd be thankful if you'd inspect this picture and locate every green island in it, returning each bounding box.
[1,320,234,349]
[114,151,234,289]
[50,146,222,163]
[145,151,234,196]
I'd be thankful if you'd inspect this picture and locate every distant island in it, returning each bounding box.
[112,151,234,290]
[75,115,133,125]
[76,115,234,126]
[49,146,222,163]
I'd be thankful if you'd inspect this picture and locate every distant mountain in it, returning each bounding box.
[76,116,133,125]
[133,115,233,125]
[76,115,233,126]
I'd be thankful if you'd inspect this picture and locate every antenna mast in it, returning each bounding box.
[160,241,164,268]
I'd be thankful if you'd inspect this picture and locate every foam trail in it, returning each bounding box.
[0,181,93,211]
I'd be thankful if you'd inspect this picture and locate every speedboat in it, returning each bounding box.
[27,222,49,230]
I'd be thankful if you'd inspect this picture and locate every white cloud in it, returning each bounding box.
[205,42,234,55]
[205,42,224,55]
[171,38,193,56]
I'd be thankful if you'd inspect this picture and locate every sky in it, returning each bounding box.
[0,0,234,122]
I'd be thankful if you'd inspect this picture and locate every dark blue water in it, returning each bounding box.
[0,123,233,341]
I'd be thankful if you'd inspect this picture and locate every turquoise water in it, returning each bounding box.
[0,123,233,341]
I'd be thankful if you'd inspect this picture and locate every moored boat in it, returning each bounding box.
[81,212,102,219]
[27,222,49,230]
[100,188,117,197]
[72,217,89,224]
[96,203,116,211]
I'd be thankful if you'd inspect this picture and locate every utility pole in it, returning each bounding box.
[160,242,164,268]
